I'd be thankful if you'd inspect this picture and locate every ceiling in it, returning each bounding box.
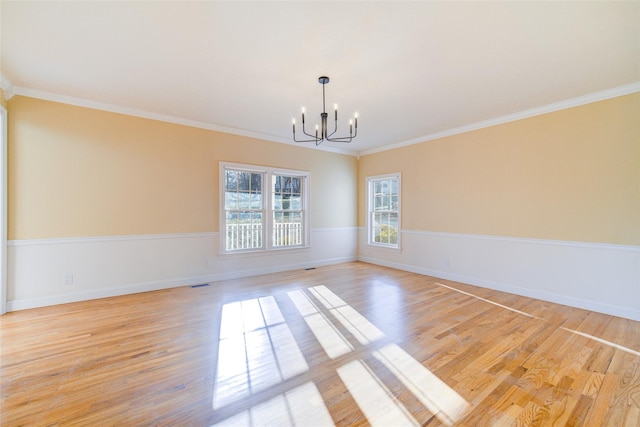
[1,1,639,156]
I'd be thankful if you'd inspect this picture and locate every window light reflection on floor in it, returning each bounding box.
[309,285,385,345]
[213,296,308,409]
[213,287,472,426]
[337,359,420,427]
[211,381,334,427]
[373,343,471,426]
[560,327,640,357]
[287,289,353,359]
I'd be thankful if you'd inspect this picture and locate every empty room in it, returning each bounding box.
[0,1,639,426]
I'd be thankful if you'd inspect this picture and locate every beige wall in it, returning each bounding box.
[8,93,638,245]
[0,88,6,108]
[7,96,357,240]
[359,93,640,246]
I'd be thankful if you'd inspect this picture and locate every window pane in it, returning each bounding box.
[250,193,262,209]
[225,171,238,191]
[289,195,301,210]
[281,176,288,192]
[238,192,250,209]
[291,177,301,194]
[251,173,262,192]
[225,191,236,209]
[238,172,250,191]
[273,211,302,247]
[273,194,282,210]
[374,195,383,211]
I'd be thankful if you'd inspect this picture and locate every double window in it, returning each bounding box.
[221,162,309,253]
[367,173,401,249]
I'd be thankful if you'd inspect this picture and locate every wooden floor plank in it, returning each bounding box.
[1,262,638,426]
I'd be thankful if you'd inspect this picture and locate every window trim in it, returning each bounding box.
[219,162,310,255]
[366,172,401,250]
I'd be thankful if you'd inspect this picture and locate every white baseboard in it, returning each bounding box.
[6,228,358,311]
[358,229,640,321]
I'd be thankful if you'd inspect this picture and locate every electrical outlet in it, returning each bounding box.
[63,273,74,285]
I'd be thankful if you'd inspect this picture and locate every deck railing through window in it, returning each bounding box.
[226,223,303,250]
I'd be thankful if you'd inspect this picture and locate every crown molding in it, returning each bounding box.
[4,79,638,158]
[0,74,16,100]
[359,82,640,157]
[8,85,358,157]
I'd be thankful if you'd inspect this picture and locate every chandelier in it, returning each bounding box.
[292,76,358,145]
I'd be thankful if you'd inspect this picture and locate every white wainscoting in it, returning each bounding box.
[7,227,357,311]
[358,228,640,321]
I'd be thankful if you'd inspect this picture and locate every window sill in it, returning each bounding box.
[220,245,311,258]
[367,243,402,253]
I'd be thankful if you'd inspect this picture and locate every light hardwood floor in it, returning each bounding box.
[1,262,639,426]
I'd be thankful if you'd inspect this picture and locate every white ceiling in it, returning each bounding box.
[1,1,639,155]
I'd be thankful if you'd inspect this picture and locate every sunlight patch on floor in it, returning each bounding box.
[213,296,308,409]
[309,285,385,345]
[213,287,472,425]
[560,327,640,357]
[337,359,419,427]
[434,282,537,319]
[211,381,334,427]
[373,343,470,426]
[287,289,353,359]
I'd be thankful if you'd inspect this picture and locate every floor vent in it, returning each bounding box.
[191,283,209,288]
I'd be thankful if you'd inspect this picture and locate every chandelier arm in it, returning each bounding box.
[326,136,354,143]
[325,114,357,141]
[326,115,338,138]
[293,121,321,143]
[294,132,322,143]
[300,117,322,143]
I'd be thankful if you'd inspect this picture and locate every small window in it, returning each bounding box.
[367,173,401,249]
[221,162,309,254]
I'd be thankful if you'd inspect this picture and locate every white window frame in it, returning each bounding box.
[220,162,310,255]
[367,172,401,250]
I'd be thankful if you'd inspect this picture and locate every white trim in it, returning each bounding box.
[400,229,640,253]
[8,86,356,156]
[359,82,640,156]
[312,226,357,233]
[6,228,358,311]
[0,74,15,100]
[7,228,352,247]
[5,76,637,159]
[358,228,640,321]
[8,232,218,247]
[6,255,358,312]
[358,255,640,322]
